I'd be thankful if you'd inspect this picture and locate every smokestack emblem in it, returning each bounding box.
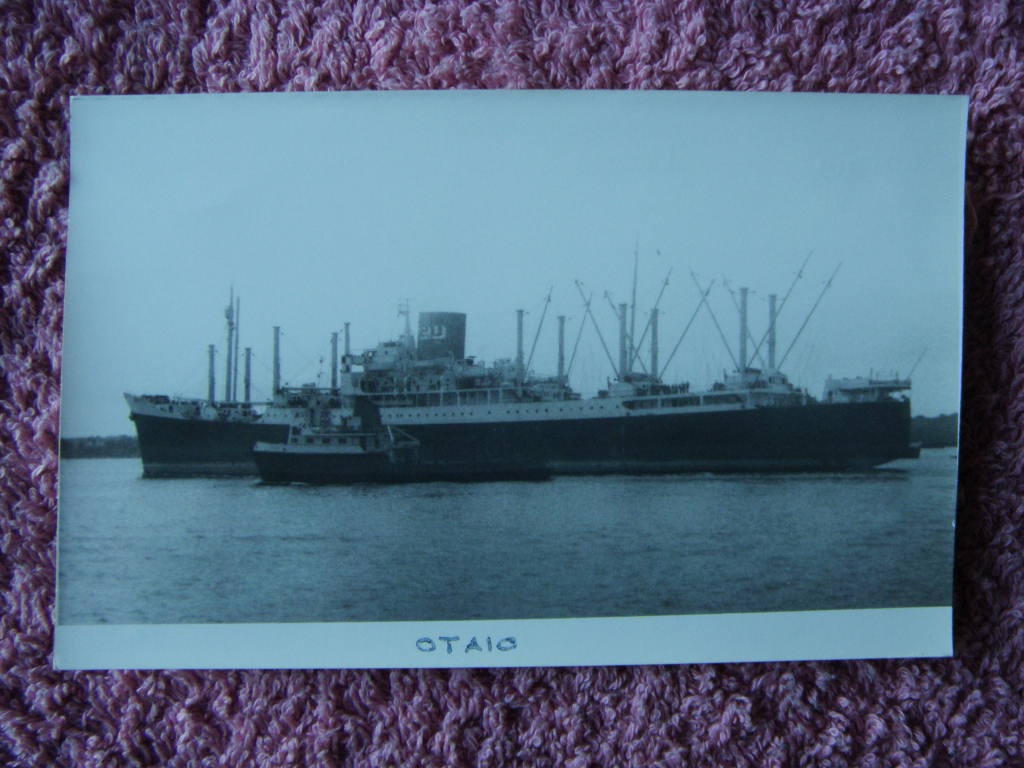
[417,312,466,360]
[420,325,449,341]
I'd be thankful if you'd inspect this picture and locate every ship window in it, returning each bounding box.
[705,394,742,405]
[666,396,699,407]
[305,437,314,444]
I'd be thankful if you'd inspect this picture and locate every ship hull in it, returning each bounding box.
[390,399,916,475]
[130,412,290,477]
[130,399,913,478]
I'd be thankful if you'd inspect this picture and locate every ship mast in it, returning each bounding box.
[557,315,566,382]
[232,296,240,401]
[399,301,414,350]
[272,325,281,395]
[515,309,525,385]
[618,302,628,379]
[738,286,748,374]
[244,347,252,403]
[628,241,638,377]
[330,332,339,390]
[628,268,671,375]
[224,287,234,402]
[345,322,352,372]
[207,344,216,402]
[650,307,659,379]
[724,281,766,369]
[748,252,810,368]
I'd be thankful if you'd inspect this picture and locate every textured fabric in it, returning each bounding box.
[1,1,1022,765]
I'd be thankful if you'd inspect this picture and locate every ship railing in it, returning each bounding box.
[369,385,574,408]
[623,392,756,411]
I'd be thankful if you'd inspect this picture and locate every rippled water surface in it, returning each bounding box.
[58,450,957,624]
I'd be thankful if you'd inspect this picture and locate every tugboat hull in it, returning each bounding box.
[252,446,550,485]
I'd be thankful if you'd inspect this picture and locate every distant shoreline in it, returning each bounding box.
[910,413,959,449]
[60,435,139,459]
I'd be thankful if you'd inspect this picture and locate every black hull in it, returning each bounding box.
[399,400,916,474]
[130,400,914,478]
[129,412,289,477]
[253,450,550,485]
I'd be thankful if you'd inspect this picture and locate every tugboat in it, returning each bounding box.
[252,400,551,485]
[253,423,421,484]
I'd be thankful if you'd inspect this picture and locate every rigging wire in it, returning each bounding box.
[525,287,552,372]
[575,280,619,378]
[907,348,927,380]
[777,263,842,370]
[566,294,592,378]
[659,278,715,380]
[628,268,673,372]
[748,250,812,367]
[689,271,740,371]
[722,279,768,369]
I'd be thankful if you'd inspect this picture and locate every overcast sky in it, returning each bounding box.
[62,90,966,437]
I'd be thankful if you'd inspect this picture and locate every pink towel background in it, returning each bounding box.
[2,1,1022,765]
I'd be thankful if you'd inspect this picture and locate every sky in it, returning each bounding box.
[62,90,967,437]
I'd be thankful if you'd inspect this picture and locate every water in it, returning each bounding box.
[57,450,957,625]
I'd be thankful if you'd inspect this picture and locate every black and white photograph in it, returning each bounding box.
[56,90,965,669]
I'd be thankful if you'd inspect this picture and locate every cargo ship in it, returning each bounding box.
[126,279,920,478]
